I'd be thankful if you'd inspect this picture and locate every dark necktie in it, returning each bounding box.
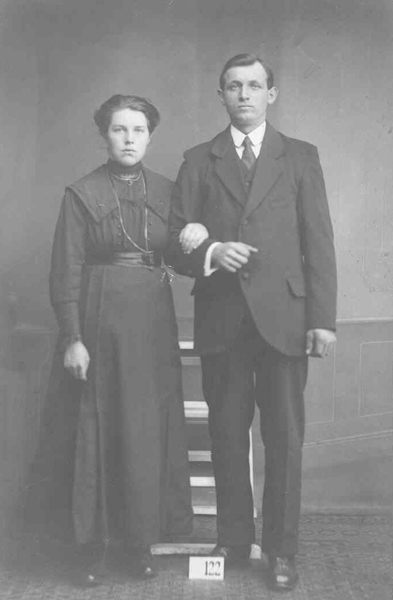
[241,136,256,171]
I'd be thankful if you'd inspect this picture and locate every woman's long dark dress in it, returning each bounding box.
[30,162,193,548]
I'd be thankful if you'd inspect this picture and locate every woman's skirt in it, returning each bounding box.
[27,264,193,548]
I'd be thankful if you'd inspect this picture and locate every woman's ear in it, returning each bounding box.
[97,131,109,153]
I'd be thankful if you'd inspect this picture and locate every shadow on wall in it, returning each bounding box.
[0,278,55,532]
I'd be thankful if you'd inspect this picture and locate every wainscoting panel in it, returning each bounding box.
[179,317,393,513]
[0,316,391,533]
[359,341,393,416]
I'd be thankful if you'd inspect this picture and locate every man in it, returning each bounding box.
[168,53,337,591]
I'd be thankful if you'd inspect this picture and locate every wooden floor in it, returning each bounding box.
[0,514,391,599]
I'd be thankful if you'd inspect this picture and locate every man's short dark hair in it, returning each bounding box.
[219,53,274,90]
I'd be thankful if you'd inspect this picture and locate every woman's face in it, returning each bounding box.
[105,108,150,167]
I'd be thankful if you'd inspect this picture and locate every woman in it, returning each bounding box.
[34,95,198,584]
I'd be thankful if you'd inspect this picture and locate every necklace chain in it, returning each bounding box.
[110,170,142,184]
[109,174,151,254]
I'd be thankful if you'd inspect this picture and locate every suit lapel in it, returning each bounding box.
[211,128,247,207]
[242,123,285,219]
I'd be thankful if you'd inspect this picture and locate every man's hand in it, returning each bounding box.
[306,329,336,357]
[211,242,258,272]
[179,223,209,254]
[64,340,90,380]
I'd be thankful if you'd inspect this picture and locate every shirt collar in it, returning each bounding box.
[230,121,266,148]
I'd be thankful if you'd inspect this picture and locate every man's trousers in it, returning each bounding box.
[200,310,308,557]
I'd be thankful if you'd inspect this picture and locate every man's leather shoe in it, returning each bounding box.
[211,544,251,564]
[268,556,298,591]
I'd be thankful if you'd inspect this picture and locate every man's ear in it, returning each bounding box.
[217,89,225,105]
[267,86,279,105]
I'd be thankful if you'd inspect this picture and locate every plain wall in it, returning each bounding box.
[3,0,393,324]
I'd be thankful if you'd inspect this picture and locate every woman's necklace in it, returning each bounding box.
[110,170,143,186]
[109,173,151,254]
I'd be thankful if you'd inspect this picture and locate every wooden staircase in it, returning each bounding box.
[152,341,258,556]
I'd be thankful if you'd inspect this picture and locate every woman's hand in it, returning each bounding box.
[179,223,209,254]
[64,340,90,381]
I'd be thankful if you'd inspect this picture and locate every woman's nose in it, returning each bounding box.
[124,132,134,144]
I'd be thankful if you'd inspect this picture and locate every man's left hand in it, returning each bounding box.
[306,329,336,357]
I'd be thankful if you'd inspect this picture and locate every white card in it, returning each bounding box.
[189,556,225,580]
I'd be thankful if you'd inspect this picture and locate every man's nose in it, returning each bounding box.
[124,131,134,144]
[239,85,250,100]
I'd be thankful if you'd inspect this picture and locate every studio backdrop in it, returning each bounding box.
[0,0,392,531]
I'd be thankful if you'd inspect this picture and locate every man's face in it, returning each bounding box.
[218,62,278,133]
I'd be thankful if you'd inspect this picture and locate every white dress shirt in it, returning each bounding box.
[203,122,266,275]
[230,121,266,159]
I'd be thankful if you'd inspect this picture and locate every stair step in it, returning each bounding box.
[185,401,208,419]
[152,542,215,555]
[152,543,262,558]
[189,460,214,486]
[189,461,213,474]
[192,486,216,504]
[190,476,215,487]
[188,450,211,462]
[192,505,217,515]
[179,340,194,350]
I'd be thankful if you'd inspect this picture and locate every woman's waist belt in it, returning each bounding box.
[87,251,163,267]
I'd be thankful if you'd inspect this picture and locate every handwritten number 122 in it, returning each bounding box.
[204,560,221,576]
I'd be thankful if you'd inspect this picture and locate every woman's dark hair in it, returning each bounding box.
[94,94,160,136]
[219,53,274,91]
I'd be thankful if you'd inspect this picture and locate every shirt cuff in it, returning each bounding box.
[204,242,221,276]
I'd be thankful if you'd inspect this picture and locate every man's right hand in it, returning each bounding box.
[211,242,258,272]
[64,340,90,381]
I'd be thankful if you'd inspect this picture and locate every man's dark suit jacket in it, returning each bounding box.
[168,123,337,357]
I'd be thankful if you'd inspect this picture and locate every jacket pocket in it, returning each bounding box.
[287,275,306,297]
[269,196,290,208]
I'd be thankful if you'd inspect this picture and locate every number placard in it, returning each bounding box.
[189,556,224,580]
